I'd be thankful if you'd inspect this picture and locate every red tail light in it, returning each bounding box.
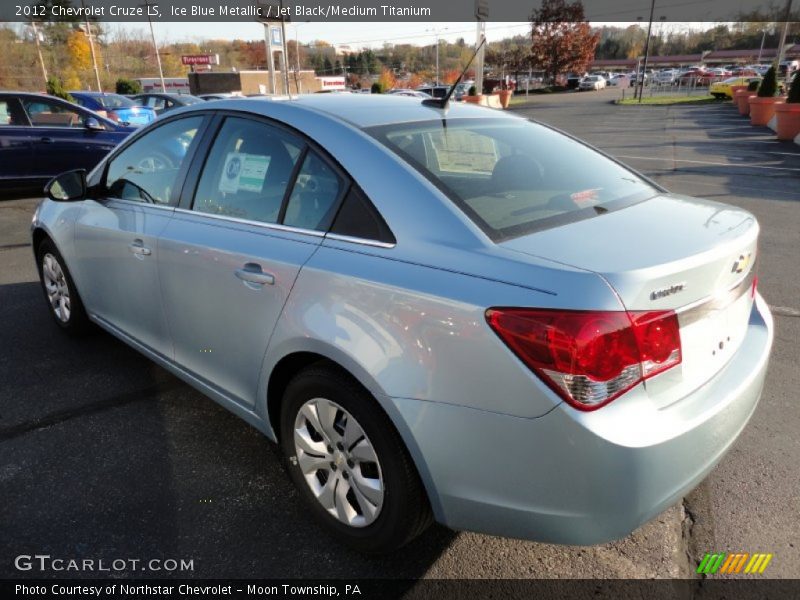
[486,308,682,411]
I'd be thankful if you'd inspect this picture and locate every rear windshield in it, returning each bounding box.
[366,118,658,241]
[174,95,203,105]
[96,94,135,109]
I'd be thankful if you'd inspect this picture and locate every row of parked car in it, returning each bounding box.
[569,61,798,91]
[0,90,245,191]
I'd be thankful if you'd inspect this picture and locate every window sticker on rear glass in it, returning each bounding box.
[219,152,271,193]
[425,130,498,175]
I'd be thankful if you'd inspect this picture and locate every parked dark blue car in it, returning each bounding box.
[0,92,134,191]
[69,92,156,126]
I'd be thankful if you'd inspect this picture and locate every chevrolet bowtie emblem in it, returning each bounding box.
[732,253,752,274]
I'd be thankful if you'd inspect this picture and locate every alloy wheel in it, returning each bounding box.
[42,253,70,323]
[293,398,384,527]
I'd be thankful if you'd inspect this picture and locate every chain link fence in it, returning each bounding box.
[620,76,727,100]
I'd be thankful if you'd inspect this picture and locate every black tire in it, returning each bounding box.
[712,93,725,100]
[280,365,432,553]
[36,238,91,335]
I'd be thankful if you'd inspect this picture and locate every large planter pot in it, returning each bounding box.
[749,96,784,126]
[728,84,748,100]
[735,90,757,115]
[497,89,513,109]
[775,102,800,141]
[463,95,483,104]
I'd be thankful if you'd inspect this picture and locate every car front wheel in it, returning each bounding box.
[280,365,432,553]
[36,238,91,334]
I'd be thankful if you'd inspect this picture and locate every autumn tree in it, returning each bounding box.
[441,69,461,85]
[377,67,397,92]
[530,0,599,84]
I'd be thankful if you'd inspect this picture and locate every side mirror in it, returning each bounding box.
[84,117,104,131]
[45,169,87,202]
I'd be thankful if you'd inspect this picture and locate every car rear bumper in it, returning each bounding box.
[389,294,773,544]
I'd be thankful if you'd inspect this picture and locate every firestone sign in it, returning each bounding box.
[181,54,219,66]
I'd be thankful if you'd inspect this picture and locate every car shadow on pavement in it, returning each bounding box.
[0,281,457,580]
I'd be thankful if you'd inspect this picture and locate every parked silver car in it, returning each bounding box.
[32,96,773,553]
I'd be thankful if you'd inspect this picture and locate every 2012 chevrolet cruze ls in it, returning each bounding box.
[32,95,773,553]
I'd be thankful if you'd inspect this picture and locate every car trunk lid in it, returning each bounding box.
[500,193,759,403]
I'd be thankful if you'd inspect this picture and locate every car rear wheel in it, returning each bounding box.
[280,365,432,553]
[36,238,91,334]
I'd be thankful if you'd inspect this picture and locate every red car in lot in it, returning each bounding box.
[677,69,717,86]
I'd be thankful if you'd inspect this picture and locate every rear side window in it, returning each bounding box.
[367,118,657,241]
[330,185,395,245]
[282,151,343,231]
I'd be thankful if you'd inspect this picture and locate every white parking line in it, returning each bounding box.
[615,155,800,171]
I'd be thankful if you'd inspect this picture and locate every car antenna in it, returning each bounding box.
[422,36,486,111]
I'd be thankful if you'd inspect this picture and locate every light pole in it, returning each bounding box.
[637,0,656,103]
[80,0,102,92]
[292,21,308,93]
[775,0,794,85]
[141,0,166,91]
[757,29,767,64]
[426,26,448,85]
[30,21,48,88]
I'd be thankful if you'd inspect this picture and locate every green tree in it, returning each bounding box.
[757,66,778,98]
[46,75,73,101]
[787,73,800,104]
[115,78,141,94]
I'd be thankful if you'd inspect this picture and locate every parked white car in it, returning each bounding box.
[654,70,678,84]
[579,75,607,91]
[607,74,630,87]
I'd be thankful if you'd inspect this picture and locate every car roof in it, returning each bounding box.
[194,94,520,129]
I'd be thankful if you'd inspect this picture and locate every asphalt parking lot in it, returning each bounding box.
[2,88,799,580]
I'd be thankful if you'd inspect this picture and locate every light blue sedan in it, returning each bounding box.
[32,95,773,553]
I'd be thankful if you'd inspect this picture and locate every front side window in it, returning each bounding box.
[368,118,657,241]
[0,99,24,126]
[192,117,303,224]
[105,116,202,205]
[23,99,89,128]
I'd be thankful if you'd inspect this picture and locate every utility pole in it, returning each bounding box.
[474,0,488,95]
[30,20,48,88]
[757,29,767,64]
[638,0,656,103]
[425,27,448,85]
[142,0,166,92]
[80,1,103,92]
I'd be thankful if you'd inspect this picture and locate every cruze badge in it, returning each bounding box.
[650,283,686,301]
[732,253,752,274]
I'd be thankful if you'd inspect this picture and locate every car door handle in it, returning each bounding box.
[235,263,275,288]
[128,240,152,258]
[39,137,54,144]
